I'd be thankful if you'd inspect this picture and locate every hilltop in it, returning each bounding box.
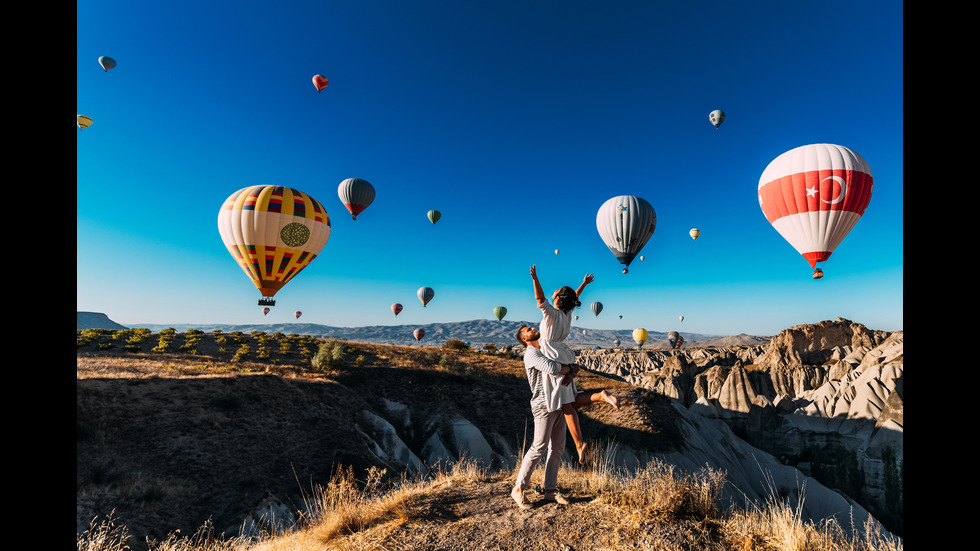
[78,321,901,550]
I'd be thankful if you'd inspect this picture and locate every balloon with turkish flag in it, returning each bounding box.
[758,144,873,278]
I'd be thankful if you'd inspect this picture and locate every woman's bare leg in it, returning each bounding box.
[561,403,588,463]
[571,389,620,409]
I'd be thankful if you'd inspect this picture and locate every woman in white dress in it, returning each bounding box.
[530,265,619,463]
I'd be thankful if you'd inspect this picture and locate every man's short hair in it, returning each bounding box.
[516,325,529,345]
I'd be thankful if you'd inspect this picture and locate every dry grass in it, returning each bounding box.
[79,452,901,551]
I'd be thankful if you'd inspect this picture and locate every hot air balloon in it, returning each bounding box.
[596,195,657,274]
[582,329,588,335]
[98,56,116,71]
[418,286,434,307]
[427,210,441,225]
[391,303,403,316]
[640,256,645,261]
[294,311,302,319]
[413,328,425,342]
[709,109,725,129]
[591,301,603,317]
[555,249,560,255]
[574,315,579,320]
[262,307,270,315]
[337,178,375,220]
[668,331,679,348]
[619,315,622,319]
[312,74,329,92]
[77,115,93,130]
[679,315,684,322]
[613,338,621,348]
[689,228,700,240]
[217,185,331,306]
[493,306,507,321]
[632,328,648,347]
[758,144,873,278]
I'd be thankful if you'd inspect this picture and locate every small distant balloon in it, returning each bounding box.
[337,178,375,220]
[555,249,560,255]
[640,256,644,261]
[632,328,648,347]
[427,210,441,225]
[679,315,684,322]
[591,301,603,317]
[613,338,621,347]
[418,286,434,307]
[413,328,426,342]
[709,109,725,129]
[619,315,623,319]
[77,115,93,130]
[262,307,271,316]
[493,306,507,321]
[689,228,700,240]
[391,303,403,316]
[294,311,302,319]
[312,74,329,92]
[575,315,579,320]
[98,56,116,71]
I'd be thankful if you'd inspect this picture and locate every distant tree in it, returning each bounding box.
[312,339,347,371]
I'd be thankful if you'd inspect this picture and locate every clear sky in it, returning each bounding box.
[77,0,903,337]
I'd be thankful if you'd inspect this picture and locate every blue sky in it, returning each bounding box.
[77,0,903,337]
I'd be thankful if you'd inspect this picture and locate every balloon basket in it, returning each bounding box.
[258,298,276,306]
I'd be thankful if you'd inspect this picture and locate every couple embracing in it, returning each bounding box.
[511,265,620,510]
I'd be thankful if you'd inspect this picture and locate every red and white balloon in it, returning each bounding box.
[758,144,872,276]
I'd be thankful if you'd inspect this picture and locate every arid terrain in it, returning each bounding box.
[78,330,709,550]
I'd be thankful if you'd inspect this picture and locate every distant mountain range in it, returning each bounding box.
[77,311,770,349]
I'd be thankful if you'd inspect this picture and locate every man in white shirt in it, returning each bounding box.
[511,325,578,509]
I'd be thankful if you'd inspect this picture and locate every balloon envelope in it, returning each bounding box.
[413,328,425,342]
[337,178,375,220]
[217,185,331,301]
[679,315,684,322]
[427,210,441,225]
[596,195,657,272]
[591,301,603,317]
[262,307,270,315]
[632,328,648,346]
[391,303,403,316]
[312,74,329,92]
[689,228,700,240]
[758,144,873,271]
[98,56,116,71]
[294,311,302,319]
[709,109,725,128]
[418,286,434,307]
[493,306,507,321]
[77,115,93,130]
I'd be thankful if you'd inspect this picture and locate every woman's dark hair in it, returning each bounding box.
[554,286,581,313]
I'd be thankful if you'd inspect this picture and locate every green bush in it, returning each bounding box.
[311,339,347,371]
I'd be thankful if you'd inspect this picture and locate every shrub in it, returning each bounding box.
[312,339,347,371]
[442,338,469,351]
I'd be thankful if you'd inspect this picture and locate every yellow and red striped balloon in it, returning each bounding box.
[217,185,331,301]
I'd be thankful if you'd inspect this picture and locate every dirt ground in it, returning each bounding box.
[77,332,690,550]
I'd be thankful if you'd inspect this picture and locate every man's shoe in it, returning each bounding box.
[511,487,532,510]
[542,490,570,505]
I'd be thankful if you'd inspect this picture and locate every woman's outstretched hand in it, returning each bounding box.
[582,273,594,285]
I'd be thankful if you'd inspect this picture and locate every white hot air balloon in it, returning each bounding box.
[758,144,873,278]
[709,109,725,129]
[596,195,657,274]
[337,178,376,220]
